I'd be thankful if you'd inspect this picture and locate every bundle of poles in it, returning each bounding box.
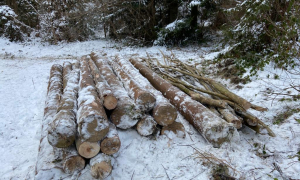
[138,52,275,138]
[36,53,187,179]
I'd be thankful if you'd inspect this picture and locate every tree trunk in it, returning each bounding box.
[48,110,77,148]
[90,54,141,129]
[161,121,185,139]
[88,58,118,110]
[110,59,156,112]
[36,64,84,179]
[218,108,242,129]
[53,146,86,174]
[129,58,238,148]
[77,56,109,142]
[116,58,177,126]
[48,62,79,148]
[90,153,112,179]
[76,137,101,159]
[136,115,157,136]
[100,122,121,155]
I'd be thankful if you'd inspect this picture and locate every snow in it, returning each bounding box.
[0,37,299,180]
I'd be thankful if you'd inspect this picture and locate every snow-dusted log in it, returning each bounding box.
[115,58,177,126]
[110,58,156,112]
[53,146,86,174]
[62,61,73,89]
[218,108,242,129]
[48,63,79,148]
[136,115,157,136]
[76,137,101,159]
[100,122,121,155]
[90,54,141,129]
[129,58,238,148]
[161,121,186,139]
[90,153,112,179]
[48,110,77,148]
[36,64,84,179]
[77,56,109,142]
[88,59,118,110]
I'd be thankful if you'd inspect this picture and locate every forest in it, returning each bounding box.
[0,0,300,180]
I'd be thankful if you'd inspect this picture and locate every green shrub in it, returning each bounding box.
[223,0,300,75]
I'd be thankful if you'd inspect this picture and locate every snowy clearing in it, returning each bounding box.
[0,38,299,180]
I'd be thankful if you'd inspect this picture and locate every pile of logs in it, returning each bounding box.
[36,53,187,179]
[137,52,275,138]
[36,51,273,179]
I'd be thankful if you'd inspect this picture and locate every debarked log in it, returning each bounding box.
[116,58,177,126]
[100,122,121,155]
[88,58,118,110]
[110,59,156,112]
[91,54,141,129]
[90,153,112,179]
[129,58,238,148]
[77,56,109,142]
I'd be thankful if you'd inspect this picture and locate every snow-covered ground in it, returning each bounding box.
[0,38,299,180]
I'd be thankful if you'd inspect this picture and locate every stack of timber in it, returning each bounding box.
[90,53,186,138]
[113,57,185,138]
[135,53,275,138]
[35,58,118,180]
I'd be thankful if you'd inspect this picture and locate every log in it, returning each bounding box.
[88,58,118,110]
[48,64,79,148]
[48,110,77,148]
[100,122,121,155]
[136,115,157,136]
[90,153,112,179]
[161,121,186,139]
[77,56,109,142]
[62,61,73,89]
[218,108,242,129]
[53,146,86,174]
[36,64,85,179]
[90,54,141,129]
[129,58,238,148]
[76,137,101,159]
[110,59,156,112]
[115,58,177,126]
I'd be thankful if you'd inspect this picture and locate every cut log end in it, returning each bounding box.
[137,115,157,136]
[152,103,177,126]
[78,114,110,142]
[76,141,101,159]
[161,121,186,139]
[135,91,156,112]
[90,154,112,179]
[111,105,140,129]
[63,155,86,174]
[103,95,118,110]
[100,136,121,155]
[48,118,76,148]
[204,124,237,148]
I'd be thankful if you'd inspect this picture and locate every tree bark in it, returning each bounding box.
[48,62,79,148]
[110,59,156,112]
[218,108,242,129]
[88,58,118,110]
[136,115,157,136]
[90,54,141,129]
[100,122,121,155]
[36,64,84,179]
[161,121,185,139]
[76,137,101,159]
[116,58,177,126]
[90,153,112,179]
[129,58,238,148]
[77,56,109,142]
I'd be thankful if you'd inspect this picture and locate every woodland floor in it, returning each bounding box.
[0,38,299,180]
